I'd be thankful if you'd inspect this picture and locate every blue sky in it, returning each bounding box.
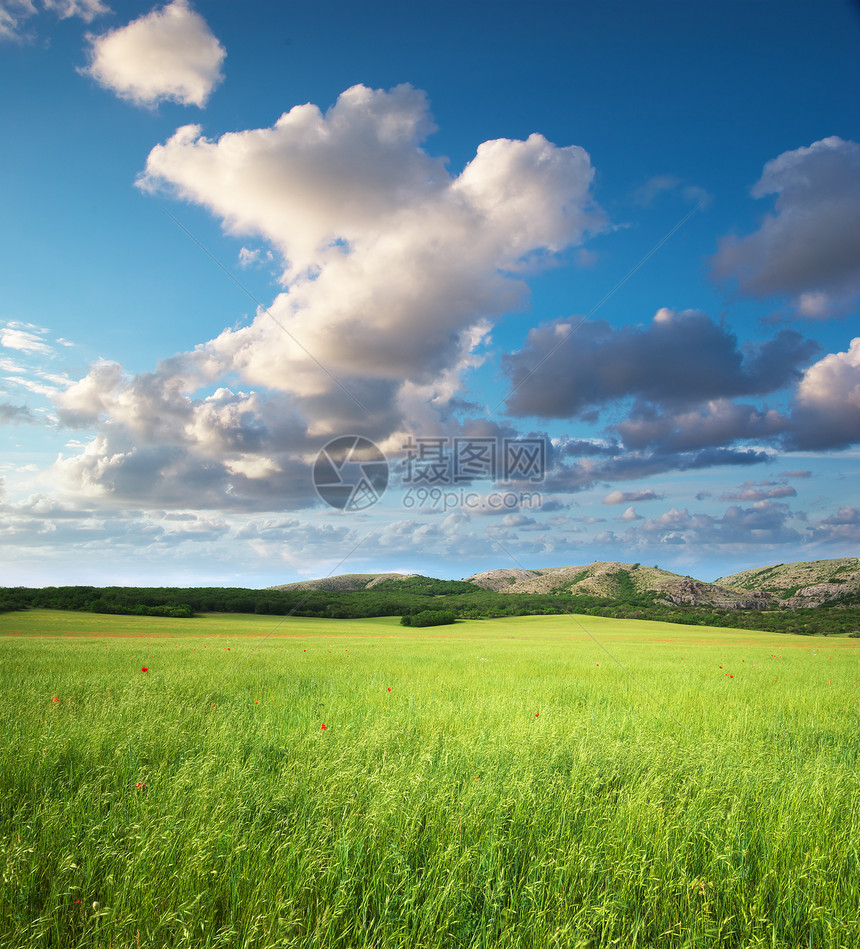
[1,0,859,587]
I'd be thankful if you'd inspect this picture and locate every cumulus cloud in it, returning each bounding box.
[711,137,860,314]
[53,84,606,509]
[83,0,225,107]
[503,307,817,419]
[789,337,860,448]
[53,356,320,509]
[138,86,602,394]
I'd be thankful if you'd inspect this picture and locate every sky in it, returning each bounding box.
[1,0,859,588]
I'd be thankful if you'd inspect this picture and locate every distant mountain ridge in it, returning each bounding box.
[271,558,860,611]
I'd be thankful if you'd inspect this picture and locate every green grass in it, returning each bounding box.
[1,610,858,948]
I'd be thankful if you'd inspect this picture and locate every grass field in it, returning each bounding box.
[1,610,858,948]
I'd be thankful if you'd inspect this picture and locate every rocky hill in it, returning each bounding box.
[465,561,776,610]
[716,558,860,608]
[268,558,860,611]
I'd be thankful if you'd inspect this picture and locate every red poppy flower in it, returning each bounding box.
[52,697,60,703]
[387,687,391,692]
[535,712,539,717]
[320,723,327,730]
[141,667,148,673]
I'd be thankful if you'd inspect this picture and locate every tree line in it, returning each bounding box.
[0,578,857,636]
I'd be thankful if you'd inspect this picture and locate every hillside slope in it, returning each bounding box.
[465,561,775,610]
[269,573,414,592]
[716,558,860,608]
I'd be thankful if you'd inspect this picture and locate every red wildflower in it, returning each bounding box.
[135,782,147,789]
[320,723,327,730]
[535,712,539,717]
[52,697,60,703]
[141,667,148,673]
[387,687,391,692]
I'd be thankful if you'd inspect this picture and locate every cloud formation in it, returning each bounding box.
[84,0,225,107]
[503,307,817,419]
[54,84,605,508]
[53,356,321,509]
[0,0,106,41]
[603,489,662,505]
[711,137,860,315]
[1,322,54,355]
[0,402,36,425]
[789,337,860,448]
[138,85,603,403]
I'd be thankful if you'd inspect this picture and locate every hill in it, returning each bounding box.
[465,561,776,610]
[716,557,860,608]
[269,573,415,592]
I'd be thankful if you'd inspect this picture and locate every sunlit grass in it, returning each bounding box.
[1,610,858,947]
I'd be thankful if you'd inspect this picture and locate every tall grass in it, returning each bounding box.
[1,611,858,947]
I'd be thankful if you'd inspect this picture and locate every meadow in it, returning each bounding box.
[1,609,858,948]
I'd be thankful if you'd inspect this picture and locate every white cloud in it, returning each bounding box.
[50,83,604,510]
[43,0,106,21]
[1,323,53,355]
[603,489,662,505]
[0,0,36,40]
[0,0,106,41]
[138,85,602,397]
[238,246,273,269]
[83,0,225,108]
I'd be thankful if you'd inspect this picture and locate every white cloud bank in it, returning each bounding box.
[53,83,605,508]
[83,0,225,107]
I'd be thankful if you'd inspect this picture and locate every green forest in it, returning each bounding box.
[1,574,858,636]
